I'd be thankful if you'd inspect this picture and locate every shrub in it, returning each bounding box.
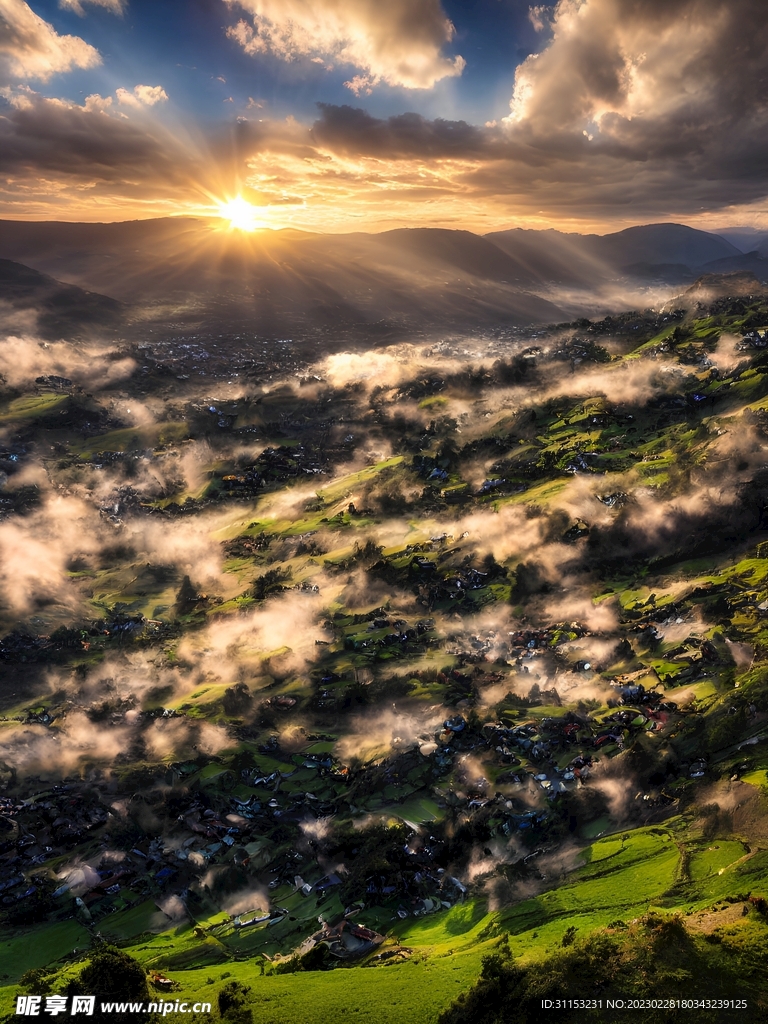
[217,980,252,1024]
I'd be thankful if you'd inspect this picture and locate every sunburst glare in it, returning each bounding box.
[216,195,264,231]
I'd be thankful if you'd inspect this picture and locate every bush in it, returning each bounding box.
[18,969,52,995]
[217,981,253,1024]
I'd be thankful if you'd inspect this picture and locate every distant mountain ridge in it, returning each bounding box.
[715,227,768,255]
[0,218,570,331]
[0,218,763,333]
[484,223,745,287]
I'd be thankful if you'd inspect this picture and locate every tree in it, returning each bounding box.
[4,889,54,927]
[252,566,292,600]
[68,946,150,1024]
[174,575,200,613]
[222,683,252,716]
[482,552,507,579]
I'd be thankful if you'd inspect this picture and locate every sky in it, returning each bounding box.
[0,0,767,232]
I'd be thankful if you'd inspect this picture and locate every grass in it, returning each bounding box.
[0,920,91,982]
[9,302,768,1020]
[70,422,189,457]
[2,817,759,1021]
[3,702,768,1020]
[689,841,749,881]
[209,458,405,544]
[152,945,486,1024]
[0,394,68,423]
[742,768,768,787]
[388,795,442,827]
[99,900,165,942]
[8,820,763,1021]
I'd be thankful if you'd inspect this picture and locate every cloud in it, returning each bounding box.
[0,87,190,187]
[225,0,465,92]
[83,91,112,111]
[57,860,100,895]
[310,103,485,159]
[0,0,101,83]
[335,707,442,762]
[0,494,101,616]
[508,0,735,131]
[528,5,552,33]
[116,84,169,108]
[155,894,188,924]
[0,335,135,388]
[222,883,271,918]
[0,712,134,776]
[231,0,768,228]
[173,590,324,685]
[502,0,768,196]
[321,348,417,388]
[2,0,767,227]
[59,0,125,15]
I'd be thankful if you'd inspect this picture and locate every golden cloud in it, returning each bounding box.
[225,0,465,93]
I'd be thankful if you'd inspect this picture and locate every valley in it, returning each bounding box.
[2,225,768,1020]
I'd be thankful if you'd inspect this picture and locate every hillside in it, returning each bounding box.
[3,273,768,1020]
[0,259,123,339]
[0,220,755,339]
[0,220,565,334]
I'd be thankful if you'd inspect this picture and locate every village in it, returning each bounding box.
[0,580,755,971]
[2,286,768,1000]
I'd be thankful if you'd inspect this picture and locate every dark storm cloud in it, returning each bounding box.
[310,103,487,159]
[0,89,192,183]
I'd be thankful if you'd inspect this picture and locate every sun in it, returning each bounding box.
[217,195,262,231]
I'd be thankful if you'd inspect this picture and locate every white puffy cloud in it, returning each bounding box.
[116,83,168,107]
[59,0,125,16]
[225,0,465,93]
[83,90,111,111]
[506,0,767,148]
[0,0,100,83]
